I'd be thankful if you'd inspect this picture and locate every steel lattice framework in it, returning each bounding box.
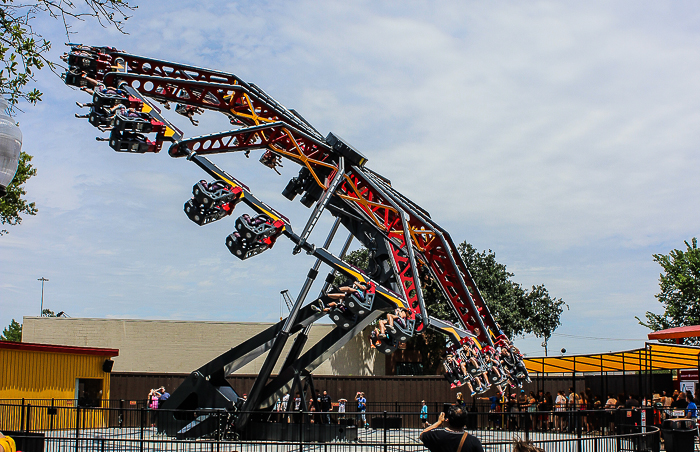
[62,45,530,440]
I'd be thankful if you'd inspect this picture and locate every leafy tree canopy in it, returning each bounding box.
[1,0,135,108]
[1,151,36,234]
[1,1,136,233]
[638,238,700,345]
[337,242,567,372]
[1,318,22,341]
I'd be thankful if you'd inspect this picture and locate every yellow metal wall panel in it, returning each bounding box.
[0,348,110,401]
[0,347,112,430]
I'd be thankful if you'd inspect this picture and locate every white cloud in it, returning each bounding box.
[1,0,698,355]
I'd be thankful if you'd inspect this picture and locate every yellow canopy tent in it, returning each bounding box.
[524,343,700,374]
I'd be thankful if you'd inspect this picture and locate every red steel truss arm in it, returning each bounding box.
[336,168,498,344]
[98,55,498,344]
[168,123,339,191]
[86,49,321,138]
[363,170,500,345]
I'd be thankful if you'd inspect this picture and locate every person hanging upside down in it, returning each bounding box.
[175,103,204,126]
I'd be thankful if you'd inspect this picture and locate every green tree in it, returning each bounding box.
[457,242,567,353]
[1,1,135,108]
[1,151,36,235]
[458,242,529,338]
[526,284,567,356]
[42,308,55,317]
[334,247,453,374]
[1,319,22,341]
[638,238,700,345]
[406,277,456,374]
[1,1,136,232]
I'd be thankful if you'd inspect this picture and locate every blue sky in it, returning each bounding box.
[2,1,699,357]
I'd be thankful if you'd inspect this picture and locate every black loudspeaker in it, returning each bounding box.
[102,359,114,373]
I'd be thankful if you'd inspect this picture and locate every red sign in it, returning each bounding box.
[680,369,698,380]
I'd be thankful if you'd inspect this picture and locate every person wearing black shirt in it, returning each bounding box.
[320,390,333,424]
[671,392,689,410]
[420,405,483,452]
[625,394,640,408]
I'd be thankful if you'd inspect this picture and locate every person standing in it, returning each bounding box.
[338,398,347,421]
[356,392,367,429]
[158,386,170,406]
[478,394,501,430]
[420,400,429,428]
[555,390,567,432]
[672,392,689,410]
[625,394,640,408]
[320,390,333,424]
[686,392,697,419]
[456,393,466,410]
[278,393,290,423]
[293,392,302,423]
[420,405,483,452]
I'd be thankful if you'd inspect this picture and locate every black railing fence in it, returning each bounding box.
[0,399,671,452]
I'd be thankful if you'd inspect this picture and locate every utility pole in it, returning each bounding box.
[38,277,48,316]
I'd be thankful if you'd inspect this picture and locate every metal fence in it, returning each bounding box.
[0,400,668,452]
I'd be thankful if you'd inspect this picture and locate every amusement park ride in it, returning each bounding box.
[62,44,530,439]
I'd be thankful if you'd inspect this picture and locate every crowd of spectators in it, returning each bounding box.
[463,387,699,433]
[273,389,370,428]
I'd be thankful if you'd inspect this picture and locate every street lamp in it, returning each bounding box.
[38,277,49,316]
[0,97,23,196]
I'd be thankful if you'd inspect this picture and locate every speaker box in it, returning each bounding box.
[102,359,114,373]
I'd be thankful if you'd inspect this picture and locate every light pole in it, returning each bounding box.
[0,97,23,196]
[38,277,48,316]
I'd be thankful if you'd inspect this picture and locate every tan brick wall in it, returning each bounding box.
[22,317,385,376]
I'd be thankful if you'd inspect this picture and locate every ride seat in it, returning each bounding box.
[375,335,398,355]
[113,113,156,134]
[92,90,128,108]
[235,214,275,242]
[226,232,269,260]
[345,292,373,316]
[88,109,112,128]
[328,307,356,330]
[391,317,416,343]
[486,366,508,385]
[109,130,157,153]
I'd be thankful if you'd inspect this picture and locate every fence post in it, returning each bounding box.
[20,398,25,432]
[74,406,80,452]
[50,398,55,431]
[298,411,303,452]
[576,410,582,452]
[139,407,145,452]
[217,410,222,450]
[383,410,388,452]
[524,410,529,441]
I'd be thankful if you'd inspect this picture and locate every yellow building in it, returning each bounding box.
[0,341,118,431]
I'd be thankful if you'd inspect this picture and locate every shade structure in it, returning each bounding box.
[524,342,700,374]
[648,325,700,341]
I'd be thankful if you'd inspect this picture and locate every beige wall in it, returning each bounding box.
[22,317,384,376]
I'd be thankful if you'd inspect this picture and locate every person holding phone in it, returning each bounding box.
[421,404,483,452]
